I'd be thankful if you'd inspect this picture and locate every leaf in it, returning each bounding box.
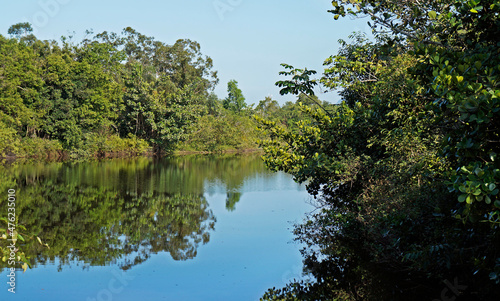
[17,234,25,242]
[37,236,42,245]
[458,194,467,202]
[489,183,496,191]
[22,262,28,273]
[428,11,437,19]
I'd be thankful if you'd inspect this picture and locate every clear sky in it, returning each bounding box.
[0,0,372,105]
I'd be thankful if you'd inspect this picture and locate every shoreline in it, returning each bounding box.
[1,148,263,163]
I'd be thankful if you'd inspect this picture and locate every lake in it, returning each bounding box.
[0,154,312,301]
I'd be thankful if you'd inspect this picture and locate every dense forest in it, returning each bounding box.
[0,23,329,158]
[1,0,500,300]
[258,0,500,300]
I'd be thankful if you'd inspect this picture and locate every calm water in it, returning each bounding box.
[0,154,311,301]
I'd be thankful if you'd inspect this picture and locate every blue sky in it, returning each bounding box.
[0,0,371,105]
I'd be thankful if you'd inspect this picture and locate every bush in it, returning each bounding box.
[0,121,19,157]
[69,132,151,158]
[18,137,63,158]
[181,111,260,152]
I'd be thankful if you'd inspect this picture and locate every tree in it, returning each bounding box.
[223,80,246,112]
[0,24,219,157]
[255,96,280,118]
[7,23,33,39]
[259,1,500,299]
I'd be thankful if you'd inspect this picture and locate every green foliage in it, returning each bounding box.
[409,12,500,224]
[258,1,500,299]
[0,121,18,157]
[70,133,149,158]
[223,80,246,112]
[276,64,317,96]
[0,24,218,158]
[7,23,33,39]
[17,137,63,158]
[0,217,50,272]
[255,96,280,119]
[182,110,260,152]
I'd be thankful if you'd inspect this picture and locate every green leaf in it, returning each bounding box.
[489,183,496,191]
[458,194,467,202]
[428,11,437,19]
[474,167,483,176]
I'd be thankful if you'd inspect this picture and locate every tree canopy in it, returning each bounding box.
[223,79,246,112]
[259,1,500,300]
[0,25,218,157]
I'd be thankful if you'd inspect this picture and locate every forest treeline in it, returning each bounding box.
[0,23,327,158]
[258,0,500,300]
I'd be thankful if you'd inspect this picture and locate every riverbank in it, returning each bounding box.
[1,146,264,163]
[174,148,262,156]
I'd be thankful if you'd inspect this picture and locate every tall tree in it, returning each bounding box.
[223,80,246,112]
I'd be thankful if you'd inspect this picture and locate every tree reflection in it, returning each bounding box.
[225,192,242,211]
[0,154,268,271]
[2,183,214,271]
[0,155,269,269]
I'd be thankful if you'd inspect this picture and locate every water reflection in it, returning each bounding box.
[0,154,271,271]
